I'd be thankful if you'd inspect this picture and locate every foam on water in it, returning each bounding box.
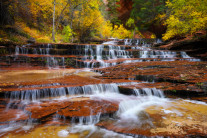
[117,96,169,122]
[183,99,207,105]
[65,124,133,138]
[58,130,69,137]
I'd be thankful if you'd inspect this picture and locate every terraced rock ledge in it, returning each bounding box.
[0,39,207,137]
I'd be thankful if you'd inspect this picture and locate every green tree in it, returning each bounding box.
[62,25,74,41]
[131,0,166,30]
[0,0,15,25]
[126,18,136,38]
[106,0,121,27]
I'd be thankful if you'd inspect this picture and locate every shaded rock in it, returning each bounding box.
[159,37,207,59]
[27,37,36,44]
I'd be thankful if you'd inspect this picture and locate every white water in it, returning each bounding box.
[62,124,133,138]
[83,42,131,68]
[53,88,169,137]
[7,82,140,105]
[133,88,164,97]
[117,96,169,125]
[14,44,65,68]
[81,40,200,68]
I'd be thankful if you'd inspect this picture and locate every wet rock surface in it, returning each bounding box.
[157,36,207,59]
[25,98,118,119]
[97,99,207,137]
[0,39,207,137]
[97,61,207,97]
[0,109,29,122]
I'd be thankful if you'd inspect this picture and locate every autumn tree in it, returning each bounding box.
[0,0,131,42]
[52,0,56,42]
[163,0,207,40]
[72,0,107,42]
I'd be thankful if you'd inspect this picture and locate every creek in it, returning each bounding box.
[0,39,206,137]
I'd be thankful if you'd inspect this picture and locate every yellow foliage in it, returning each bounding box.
[5,0,134,42]
[101,21,113,38]
[163,0,207,40]
[112,25,132,39]
[73,0,106,40]
[151,34,156,39]
[16,22,51,42]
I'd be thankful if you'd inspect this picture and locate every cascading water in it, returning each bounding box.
[82,42,132,68]
[1,38,206,137]
[133,88,164,97]
[12,39,199,69]
[14,44,65,68]
[79,39,200,68]
[6,82,140,103]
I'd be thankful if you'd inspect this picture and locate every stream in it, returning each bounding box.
[0,39,206,137]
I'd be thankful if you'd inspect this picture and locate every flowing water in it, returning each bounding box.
[0,39,206,137]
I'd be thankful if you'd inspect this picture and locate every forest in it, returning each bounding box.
[0,0,206,43]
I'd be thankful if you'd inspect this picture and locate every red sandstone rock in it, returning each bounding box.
[58,100,118,117]
[25,98,118,119]
[0,109,29,122]
[97,61,207,95]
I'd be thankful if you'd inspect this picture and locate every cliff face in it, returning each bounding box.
[148,20,167,38]
[117,0,133,24]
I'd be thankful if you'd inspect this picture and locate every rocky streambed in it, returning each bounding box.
[0,39,207,137]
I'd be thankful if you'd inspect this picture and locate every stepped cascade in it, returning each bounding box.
[0,39,206,137]
[6,39,200,69]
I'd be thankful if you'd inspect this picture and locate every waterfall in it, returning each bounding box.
[156,38,163,44]
[6,83,120,102]
[1,38,205,137]
[15,46,19,55]
[116,88,168,129]
[13,39,200,69]
[71,113,101,125]
[82,42,132,68]
[133,88,164,98]
[15,46,28,55]
[180,51,191,58]
[117,96,168,123]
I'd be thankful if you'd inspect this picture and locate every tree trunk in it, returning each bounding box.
[70,9,74,43]
[52,0,56,42]
[133,28,135,38]
[56,1,69,30]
